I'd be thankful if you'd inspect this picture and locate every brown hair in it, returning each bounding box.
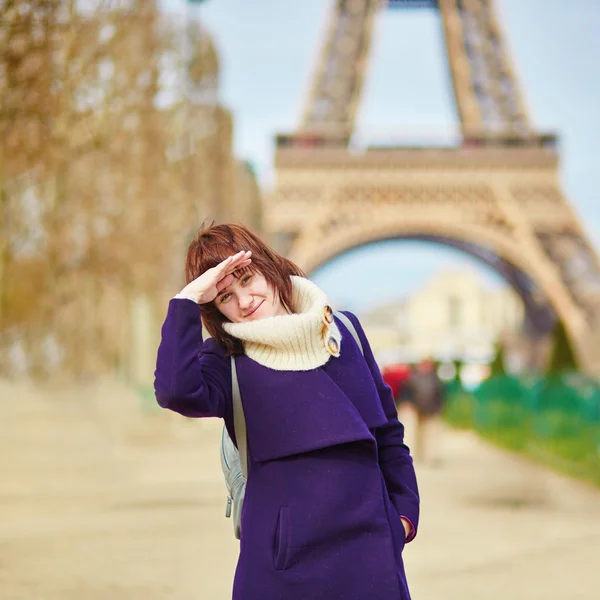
[185,222,305,355]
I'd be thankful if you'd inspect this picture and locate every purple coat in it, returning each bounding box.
[154,298,420,600]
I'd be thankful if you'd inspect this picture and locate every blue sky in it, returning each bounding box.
[162,0,600,313]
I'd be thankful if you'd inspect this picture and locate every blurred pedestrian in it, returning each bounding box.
[407,358,445,464]
[154,223,419,600]
[382,362,412,409]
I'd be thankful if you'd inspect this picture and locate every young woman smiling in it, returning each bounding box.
[154,223,420,600]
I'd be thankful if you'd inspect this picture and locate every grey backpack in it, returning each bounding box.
[219,311,363,539]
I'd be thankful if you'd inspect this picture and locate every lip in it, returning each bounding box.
[244,300,264,318]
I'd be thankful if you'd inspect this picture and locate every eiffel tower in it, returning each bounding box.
[266,0,600,372]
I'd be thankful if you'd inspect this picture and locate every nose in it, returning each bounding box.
[238,292,253,311]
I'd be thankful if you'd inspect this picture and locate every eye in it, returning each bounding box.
[241,274,253,285]
[219,293,231,304]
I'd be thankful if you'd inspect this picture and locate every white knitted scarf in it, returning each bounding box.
[223,276,342,371]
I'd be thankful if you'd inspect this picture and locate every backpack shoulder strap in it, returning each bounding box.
[230,356,248,478]
[334,310,364,355]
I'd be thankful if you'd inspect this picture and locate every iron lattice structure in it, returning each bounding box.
[266,0,600,372]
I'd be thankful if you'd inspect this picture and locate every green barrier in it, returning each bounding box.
[444,375,600,487]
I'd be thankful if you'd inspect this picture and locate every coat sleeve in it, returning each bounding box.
[154,298,231,419]
[342,311,420,542]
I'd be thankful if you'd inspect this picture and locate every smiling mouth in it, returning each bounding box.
[245,301,264,318]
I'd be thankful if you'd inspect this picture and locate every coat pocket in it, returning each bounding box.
[389,506,407,554]
[273,506,291,571]
[398,516,407,550]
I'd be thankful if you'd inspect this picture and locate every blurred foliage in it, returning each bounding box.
[452,358,463,376]
[444,375,600,487]
[0,1,260,381]
[547,320,579,376]
[489,342,506,377]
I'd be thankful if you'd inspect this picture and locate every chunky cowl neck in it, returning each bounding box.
[223,276,341,371]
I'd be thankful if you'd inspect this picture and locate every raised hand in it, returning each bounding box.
[177,251,252,304]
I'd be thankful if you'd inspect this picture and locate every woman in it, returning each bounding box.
[154,223,420,600]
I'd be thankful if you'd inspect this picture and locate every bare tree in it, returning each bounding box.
[0,0,250,381]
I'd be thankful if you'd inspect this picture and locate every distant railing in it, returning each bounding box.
[275,131,559,151]
[461,133,558,150]
[275,133,350,149]
[387,0,439,8]
[444,375,600,487]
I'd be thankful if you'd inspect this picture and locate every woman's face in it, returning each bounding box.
[215,271,287,323]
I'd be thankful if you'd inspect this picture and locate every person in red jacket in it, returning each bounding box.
[382,363,412,410]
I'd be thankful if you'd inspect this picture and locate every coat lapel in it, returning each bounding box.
[235,336,387,463]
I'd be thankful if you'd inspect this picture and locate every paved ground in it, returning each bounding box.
[1,378,599,599]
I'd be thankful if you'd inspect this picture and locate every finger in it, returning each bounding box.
[225,259,253,277]
[214,255,235,275]
[223,252,252,272]
[230,250,251,264]
[230,256,252,269]
[214,251,251,278]
[219,251,247,268]
[216,273,234,291]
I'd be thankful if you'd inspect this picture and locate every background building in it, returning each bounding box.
[361,269,523,367]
